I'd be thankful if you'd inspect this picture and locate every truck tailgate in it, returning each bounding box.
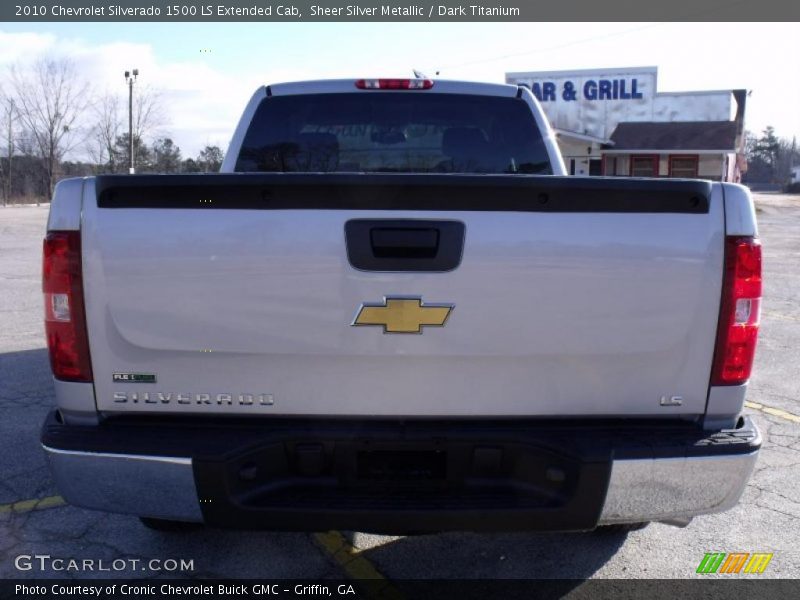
[81,174,723,418]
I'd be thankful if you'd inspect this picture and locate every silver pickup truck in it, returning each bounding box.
[41,78,761,533]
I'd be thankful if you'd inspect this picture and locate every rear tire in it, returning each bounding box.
[139,517,204,532]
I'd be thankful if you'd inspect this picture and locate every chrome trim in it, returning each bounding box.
[599,450,758,525]
[43,445,203,523]
[45,446,191,464]
[43,444,758,527]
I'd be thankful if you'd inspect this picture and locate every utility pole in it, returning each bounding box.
[124,69,138,174]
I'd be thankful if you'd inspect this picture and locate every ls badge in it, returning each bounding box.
[352,297,454,334]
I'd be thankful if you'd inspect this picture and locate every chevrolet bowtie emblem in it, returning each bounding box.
[352,297,454,334]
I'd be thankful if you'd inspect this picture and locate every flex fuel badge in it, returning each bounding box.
[112,372,157,383]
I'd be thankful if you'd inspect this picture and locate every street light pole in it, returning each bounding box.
[124,69,139,174]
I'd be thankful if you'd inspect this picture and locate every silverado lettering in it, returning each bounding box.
[112,392,274,406]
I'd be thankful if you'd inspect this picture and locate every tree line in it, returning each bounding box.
[1,56,225,206]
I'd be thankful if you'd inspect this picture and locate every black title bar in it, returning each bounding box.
[4,579,800,600]
[4,0,800,21]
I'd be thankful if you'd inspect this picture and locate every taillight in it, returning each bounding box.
[43,231,93,382]
[355,79,434,90]
[711,237,762,385]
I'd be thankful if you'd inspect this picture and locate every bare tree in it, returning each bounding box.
[0,94,18,206]
[88,84,167,173]
[9,57,92,201]
[88,92,121,173]
[131,85,166,166]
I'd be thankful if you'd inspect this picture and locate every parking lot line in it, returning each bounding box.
[762,310,800,323]
[0,494,65,515]
[313,531,403,599]
[745,401,800,424]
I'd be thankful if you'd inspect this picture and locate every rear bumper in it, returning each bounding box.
[42,412,760,532]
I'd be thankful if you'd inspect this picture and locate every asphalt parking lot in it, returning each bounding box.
[1,195,798,582]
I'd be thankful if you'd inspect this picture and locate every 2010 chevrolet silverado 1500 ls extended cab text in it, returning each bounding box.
[41,78,762,533]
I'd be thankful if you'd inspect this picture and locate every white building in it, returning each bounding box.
[791,166,800,184]
[506,66,747,181]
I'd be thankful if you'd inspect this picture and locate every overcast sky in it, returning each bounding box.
[1,22,798,159]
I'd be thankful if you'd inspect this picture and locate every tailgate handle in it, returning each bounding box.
[345,219,465,272]
[370,227,439,259]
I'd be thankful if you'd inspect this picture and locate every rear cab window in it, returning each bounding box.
[235,93,553,175]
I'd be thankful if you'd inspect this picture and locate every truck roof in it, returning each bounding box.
[267,78,520,98]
